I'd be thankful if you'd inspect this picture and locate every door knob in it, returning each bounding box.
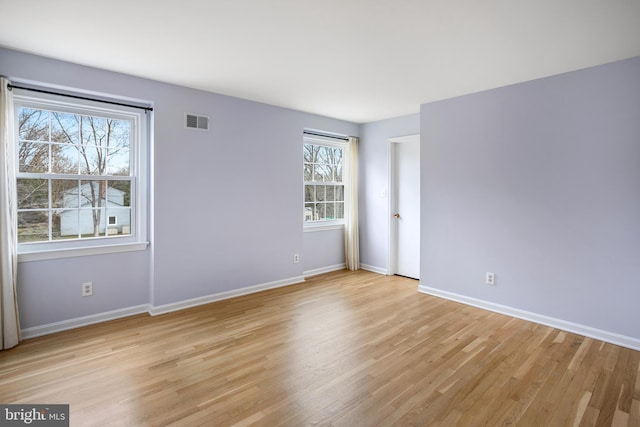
[394,213,400,218]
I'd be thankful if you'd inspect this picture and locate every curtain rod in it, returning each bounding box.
[7,83,153,112]
[303,130,348,141]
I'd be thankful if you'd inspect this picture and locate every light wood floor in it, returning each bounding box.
[1,270,639,426]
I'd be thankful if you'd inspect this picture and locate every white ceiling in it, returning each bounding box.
[1,0,639,123]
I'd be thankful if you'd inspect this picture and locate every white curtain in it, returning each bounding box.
[0,77,20,350]
[344,136,360,270]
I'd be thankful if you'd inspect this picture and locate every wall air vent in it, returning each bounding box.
[185,113,210,131]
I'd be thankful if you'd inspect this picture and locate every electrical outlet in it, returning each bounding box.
[486,272,496,286]
[293,253,300,264]
[82,281,93,297]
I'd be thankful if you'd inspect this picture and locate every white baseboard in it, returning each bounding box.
[21,275,306,338]
[21,304,149,339]
[149,275,305,316]
[418,285,640,352]
[304,263,345,277]
[360,263,387,275]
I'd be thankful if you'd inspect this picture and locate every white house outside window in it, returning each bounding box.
[303,133,347,227]
[13,89,149,260]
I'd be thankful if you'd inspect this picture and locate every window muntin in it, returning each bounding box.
[14,92,147,255]
[303,135,346,224]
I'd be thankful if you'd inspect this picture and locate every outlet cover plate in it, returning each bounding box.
[486,272,496,286]
[82,281,93,297]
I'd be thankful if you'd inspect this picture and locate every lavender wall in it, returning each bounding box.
[149,85,358,306]
[17,252,149,327]
[1,48,358,328]
[303,228,345,274]
[420,56,640,339]
[359,114,420,271]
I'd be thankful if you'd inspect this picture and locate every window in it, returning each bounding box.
[14,89,149,259]
[303,133,347,226]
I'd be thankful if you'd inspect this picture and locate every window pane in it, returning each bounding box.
[80,180,107,209]
[315,164,332,182]
[304,203,314,222]
[81,116,107,147]
[106,208,131,235]
[304,185,315,203]
[79,208,105,237]
[51,112,78,144]
[336,202,344,219]
[18,211,49,243]
[315,203,325,220]
[79,145,105,175]
[335,185,344,201]
[316,146,331,164]
[17,178,48,209]
[315,185,325,202]
[313,164,323,181]
[53,209,79,240]
[107,148,130,175]
[106,119,131,175]
[120,211,131,235]
[335,164,343,182]
[19,141,49,173]
[107,180,131,207]
[334,147,343,165]
[327,165,336,182]
[105,212,118,235]
[326,203,335,220]
[303,144,313,162]
[52,180,79,209]
[51,144,78,174]
[326,185,335,201]
[108,119,130,147]
[303,163,312,181]
[19,108,48,141]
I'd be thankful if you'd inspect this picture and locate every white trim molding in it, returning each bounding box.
[21,275,306,338]
[303,223,345,233]
[360,263,387,275]
[149,275,305,316]
[21,304,149,339]
[418,285,640,352]
[304,263,345,277]
[19,242,149,263]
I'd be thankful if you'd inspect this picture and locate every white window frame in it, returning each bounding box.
[303,133,348,231]
[13,89,150,262]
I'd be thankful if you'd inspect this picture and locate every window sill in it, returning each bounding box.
[18,241,149,263]
[304,223,345,233]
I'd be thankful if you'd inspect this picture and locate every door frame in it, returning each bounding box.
[387,134,420,276]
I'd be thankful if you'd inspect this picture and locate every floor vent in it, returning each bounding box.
[185,113,210,131]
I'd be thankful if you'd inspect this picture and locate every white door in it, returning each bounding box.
[392,136,420,279]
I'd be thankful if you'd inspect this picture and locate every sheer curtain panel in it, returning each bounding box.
[344,136,360,270]
[0,78,20,349]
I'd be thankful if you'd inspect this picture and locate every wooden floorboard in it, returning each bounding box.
[1,270,638,426]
